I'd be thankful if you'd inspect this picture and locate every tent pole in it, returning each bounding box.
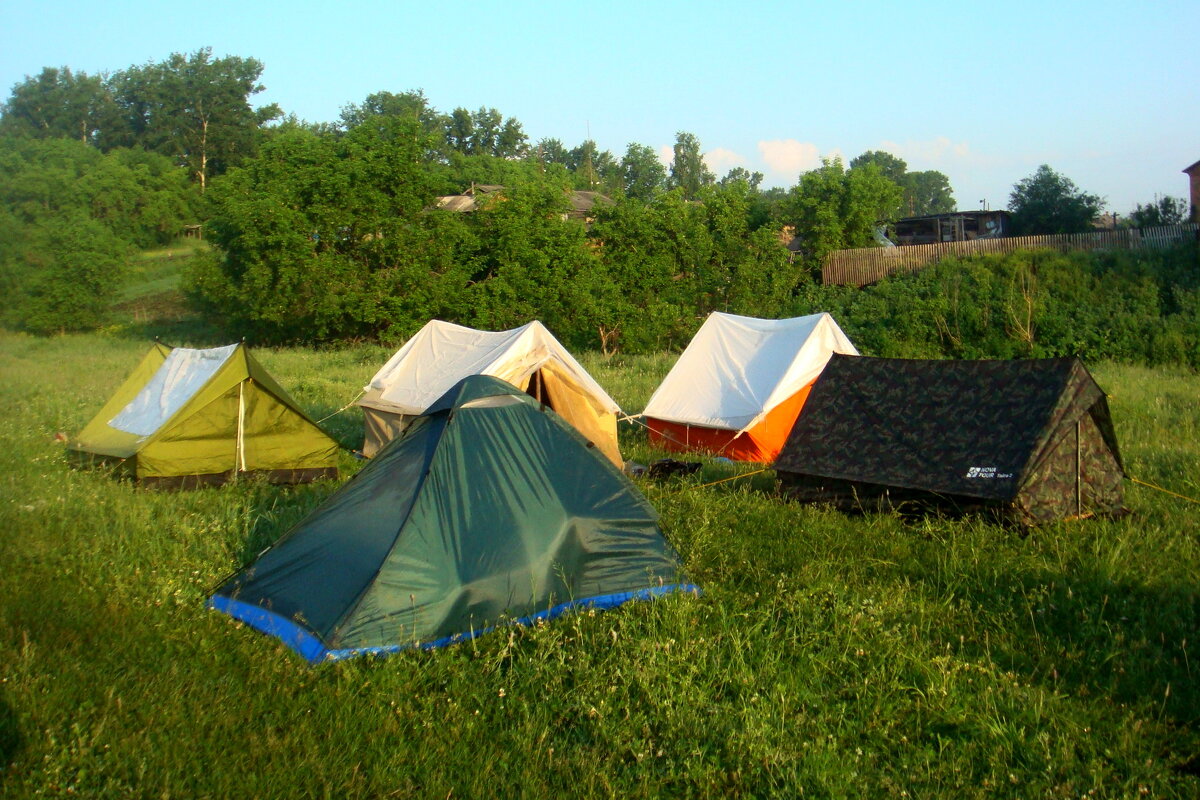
[1080,417,1089,515]
[237,381,247,475]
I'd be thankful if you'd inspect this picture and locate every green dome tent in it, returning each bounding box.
[208,375,695,662]
[70,342,339,488]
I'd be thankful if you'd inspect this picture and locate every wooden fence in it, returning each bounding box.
[821,224,1199,287]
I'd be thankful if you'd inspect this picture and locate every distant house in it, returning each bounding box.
[1184,159,1200,224]
[566,190,614,222]
[434,183,504,213]
[890,210,1011,245]
[434,184,613,224]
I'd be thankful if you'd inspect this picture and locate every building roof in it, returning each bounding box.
[894,210,1010,224]
[435,186,613,219]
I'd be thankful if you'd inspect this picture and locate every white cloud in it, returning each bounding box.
[704,147,746,175]
[879,137,985,169]
[757,139,823,177]
[658,145,675,167]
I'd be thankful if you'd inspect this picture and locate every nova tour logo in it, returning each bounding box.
[965,467,1013,479]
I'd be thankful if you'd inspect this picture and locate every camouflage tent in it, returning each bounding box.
[775,356,1124,524]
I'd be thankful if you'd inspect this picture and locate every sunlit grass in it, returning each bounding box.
[1,331,1197,798]
[117,241,210,303]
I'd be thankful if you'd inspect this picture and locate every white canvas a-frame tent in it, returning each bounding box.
[642,312,858,462]
[357,320,624,466]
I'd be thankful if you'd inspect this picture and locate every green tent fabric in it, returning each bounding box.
[208,375,695,662]
[70,343,339,487]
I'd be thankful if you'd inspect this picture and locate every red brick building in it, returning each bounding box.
[1185,159,1200,223]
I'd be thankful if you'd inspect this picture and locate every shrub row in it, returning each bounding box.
[795,246,1199,369]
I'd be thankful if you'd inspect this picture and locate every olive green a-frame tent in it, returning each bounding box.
[208,375,695,662]
[70,343,339,487]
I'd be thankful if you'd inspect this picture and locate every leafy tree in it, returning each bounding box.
[445,107,474,154]
[18,216,129,334]
[1128,196,1187,228]
[339,90,443,133]
[849,150,907,185]
[568,139,600,189]
[587,191,707,352]
[667,131,714,200]
[109,48,281,190]
[560,140,618,193]
[795,247,1200,369]
[1008,165,1103,235]
[0,135,195,247]
[437,151,548,195]
[0,66,121,147]
[850,150,955,216]
[495,118,527,160]
[535,138,570,169]
[189,116,470,342]
[443,106,527,159]
[620,143,666,201]
[469,107,504,156]
[696,182,796,317]
[781,157,902,266]
[904,170,956,215]
[0,140,145,331]
[586,182,797,353]
[463,176,603,347]
[719,167,764,191]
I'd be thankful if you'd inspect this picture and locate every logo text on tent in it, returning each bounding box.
[967,466,995,478]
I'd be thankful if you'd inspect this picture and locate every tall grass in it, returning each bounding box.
[1,331,1197,798]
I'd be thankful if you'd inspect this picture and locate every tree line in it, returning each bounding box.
[1,48,1190,348]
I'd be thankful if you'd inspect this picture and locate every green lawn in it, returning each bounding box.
[116,242,208,303]
[0,331,1197,798]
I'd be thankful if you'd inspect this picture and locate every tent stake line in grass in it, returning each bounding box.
[210,375,696,662]
[69,342,339,487]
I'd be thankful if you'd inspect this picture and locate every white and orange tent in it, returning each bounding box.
[642,312,857,462]
[358,320,623,466]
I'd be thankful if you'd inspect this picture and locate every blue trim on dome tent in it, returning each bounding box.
[206,595,329,663]
[210,583,701,664]
[207,374,695,661]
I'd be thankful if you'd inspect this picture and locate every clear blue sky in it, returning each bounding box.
[2,0,1196,213]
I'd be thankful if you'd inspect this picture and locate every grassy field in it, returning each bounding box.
[0,330,1197,798]
[109,243,213,340]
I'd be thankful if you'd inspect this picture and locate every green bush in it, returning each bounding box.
[798,246,1200,369]
[0,135,197,333]
[17,216,130,334]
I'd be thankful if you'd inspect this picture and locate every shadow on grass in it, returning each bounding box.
[225,479,345,569]
[900,552,1199,745]
[117,313,225,348]
[0,690,22,768]
[302,403,364,454]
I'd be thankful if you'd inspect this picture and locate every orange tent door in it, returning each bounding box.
[647,381,816,463]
